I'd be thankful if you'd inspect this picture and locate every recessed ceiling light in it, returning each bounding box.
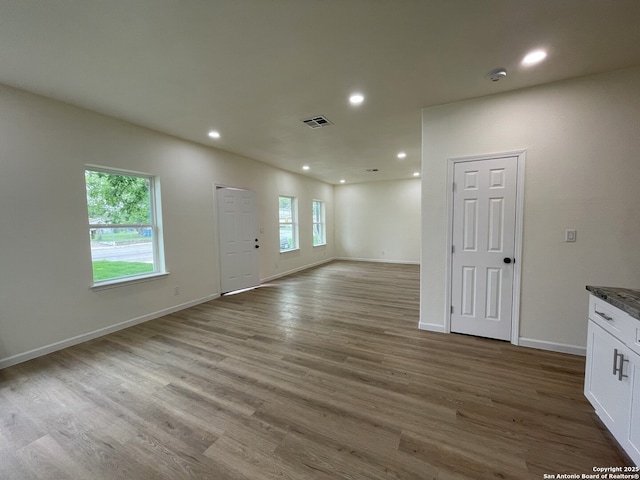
[397,152,407,159]
[522,49,547,66]
[208,130,220,139]
[349,93,364,105]
[339,179,346,184]
[413,172,420,177]
[302,165,310,171]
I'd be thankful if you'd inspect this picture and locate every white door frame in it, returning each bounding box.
[444,150,526,345]
[213,183,259,294]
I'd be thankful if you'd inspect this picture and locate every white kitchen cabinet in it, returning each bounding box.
[585,294,640,466]
[630,362,640,463]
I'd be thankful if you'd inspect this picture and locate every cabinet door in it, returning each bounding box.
[627,349,640,465]
[585,320,631,438]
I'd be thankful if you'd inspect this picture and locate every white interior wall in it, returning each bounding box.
[421,66,640,351]
[11,65,634,366]
[0,83,334,367]
[334,179,421,263]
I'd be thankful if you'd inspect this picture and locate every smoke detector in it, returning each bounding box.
[489,68,507,82]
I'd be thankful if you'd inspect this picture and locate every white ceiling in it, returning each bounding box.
[1,0,640,184]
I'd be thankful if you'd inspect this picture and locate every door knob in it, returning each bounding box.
[503,257,512,264]
[255,245,260,249]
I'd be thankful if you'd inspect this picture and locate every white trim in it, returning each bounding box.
[334,257,420,265]
[262,257,419,283]
[90,223,153,229]
[0,294,219,370]
[91,271,170,290]
[279,194,298,251]
[261,258,335,282]
[312,199,327,247]
[445,150,526,344]
[85,164,156,177]
[85,165,166,285]
[511,151,526,344]
[418,322,446,333]
[4,258,427,370]
[519,337,586,356]
[444,159,455,334]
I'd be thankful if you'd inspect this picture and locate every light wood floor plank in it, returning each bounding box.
[0,261,630,479]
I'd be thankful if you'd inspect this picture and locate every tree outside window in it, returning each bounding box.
[85,168,164,284]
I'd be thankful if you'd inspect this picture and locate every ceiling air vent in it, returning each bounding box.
[302,115,333,129]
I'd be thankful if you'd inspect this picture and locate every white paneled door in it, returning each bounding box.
[450,157,518,341]
[216,187,260,294]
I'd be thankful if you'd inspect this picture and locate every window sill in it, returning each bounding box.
[91,271,170,290]
[279,248,300,254]
[313,243,327,248]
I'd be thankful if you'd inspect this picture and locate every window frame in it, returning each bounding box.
[278,195,298,252]
[85,165,166,287]
[312,199,326,247]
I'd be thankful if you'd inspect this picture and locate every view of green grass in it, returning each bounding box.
[92,260,154,282]
[91,230,151,244]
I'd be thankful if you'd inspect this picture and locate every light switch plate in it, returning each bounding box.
[565,229,577,242]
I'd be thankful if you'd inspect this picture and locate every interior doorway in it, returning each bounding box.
[446,151,525,343]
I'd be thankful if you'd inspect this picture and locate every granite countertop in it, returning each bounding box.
[586,286,640,321]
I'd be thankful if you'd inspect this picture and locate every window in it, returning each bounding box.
[279,196,298,252]
[85,167,164,284]
[312,200,326,246]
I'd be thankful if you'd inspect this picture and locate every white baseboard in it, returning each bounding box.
[418,321,446,333]
[0,294,220,370]
[414,328,586,356]
[3,257,406,370]
[334,257,420,265]
[260,257,335,283]
[518,337,586,356]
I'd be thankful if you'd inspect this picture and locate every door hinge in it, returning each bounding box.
[450,305,454,314]
[451,245,455,254]
[452,182,456,192]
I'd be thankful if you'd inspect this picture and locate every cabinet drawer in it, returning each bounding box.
[590,295,640,356]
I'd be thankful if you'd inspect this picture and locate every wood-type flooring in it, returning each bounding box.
[0,261,630,479]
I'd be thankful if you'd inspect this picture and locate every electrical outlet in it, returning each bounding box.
[173,286,180,295]
[565,229,577,242]
[381,250,385,256]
